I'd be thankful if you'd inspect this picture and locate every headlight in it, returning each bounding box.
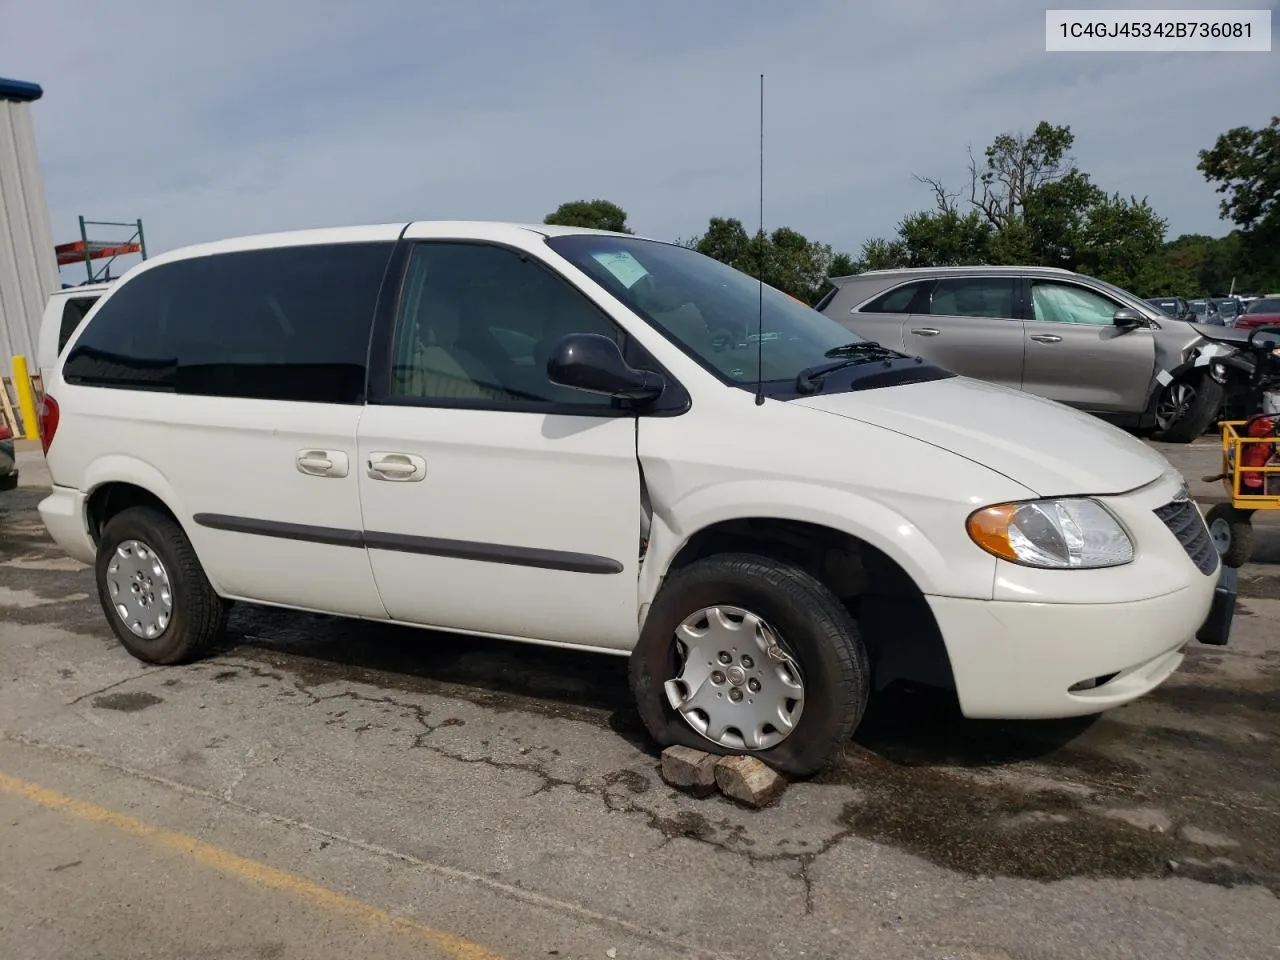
[966,498,1134,569]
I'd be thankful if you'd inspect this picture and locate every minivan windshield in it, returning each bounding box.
[546,234,866,386]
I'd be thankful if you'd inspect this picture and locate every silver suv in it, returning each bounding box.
[818,265,1235,443]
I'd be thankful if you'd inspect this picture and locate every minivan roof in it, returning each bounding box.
[130,220,641,274]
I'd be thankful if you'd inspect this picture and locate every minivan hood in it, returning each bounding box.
[796,376,1171,498]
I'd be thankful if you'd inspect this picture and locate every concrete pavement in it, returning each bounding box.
[2,440,1278,959]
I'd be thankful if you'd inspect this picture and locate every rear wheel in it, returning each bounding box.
[1205,503,1254,568]
[95,506,227,664]
[629,553,869,778]
[1152,372,1223,443]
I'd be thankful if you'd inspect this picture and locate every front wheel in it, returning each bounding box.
[1151,372,1224,443]
[1205,503,1254,568]
[629,553,870,778]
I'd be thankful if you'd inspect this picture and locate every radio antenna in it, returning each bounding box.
[754,73,765,407]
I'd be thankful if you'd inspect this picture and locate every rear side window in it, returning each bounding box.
[858,281,931,314]
[62,242,394,403]
[928,277,1017,319]
[57,296,100,354]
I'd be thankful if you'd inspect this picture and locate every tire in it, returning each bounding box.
[95,505,227,664]
[629,552,870,778]
[1205,503,1254,568]
[1151,372,1224,443]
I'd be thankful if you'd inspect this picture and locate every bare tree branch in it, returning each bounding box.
[912,174,960,216]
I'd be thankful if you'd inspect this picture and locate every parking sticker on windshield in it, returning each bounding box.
[591,251,650,289]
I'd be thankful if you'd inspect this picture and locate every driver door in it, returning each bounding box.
[356,239,644,650]
[1021,278,1156,413]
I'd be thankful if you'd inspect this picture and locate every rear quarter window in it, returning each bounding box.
[62,242,395,403]
[57,296,100,354]
[857,280,933,314]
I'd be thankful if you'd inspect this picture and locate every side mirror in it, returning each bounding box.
[1247,326,1280,353]
[1113,308,1144,329]
[547,333,665,402]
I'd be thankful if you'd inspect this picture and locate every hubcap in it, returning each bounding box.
[1156,382,1195,431]
[1209,517,1232,556]
[664,605,805,751]
[106,539,173,639]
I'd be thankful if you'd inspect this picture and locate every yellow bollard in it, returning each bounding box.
[11,355,40,441]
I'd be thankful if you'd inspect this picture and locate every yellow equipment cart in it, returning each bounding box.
[1203,416,1280,567]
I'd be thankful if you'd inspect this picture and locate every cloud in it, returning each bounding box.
[1,0,1274,274]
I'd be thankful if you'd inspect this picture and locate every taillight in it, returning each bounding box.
[0,424,11,441]
[38,394,59,455]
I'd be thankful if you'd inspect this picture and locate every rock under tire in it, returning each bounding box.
[629,552,870,778]
[95,505,227,665]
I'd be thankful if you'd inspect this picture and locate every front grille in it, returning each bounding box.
[1153,499,1219,576]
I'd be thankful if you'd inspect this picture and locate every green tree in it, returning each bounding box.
[1075,194,1168,291]
[692,217,752,270]
[895,209,992,266]
[543,199,633,233]
[687,218,855,304]
[1197,116,1280,286]
[859,122,1180,294]
[1198,116,1280,240]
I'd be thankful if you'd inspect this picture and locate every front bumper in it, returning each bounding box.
[928,564,1228,719]
[1195,564,1236,646]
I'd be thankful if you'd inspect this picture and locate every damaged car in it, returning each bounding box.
[819,266,1242,442]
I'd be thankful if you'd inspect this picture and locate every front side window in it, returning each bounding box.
[1031,281,1121,325]
[387,242,625,409]
[63,243,394,403]
[927,277,1017,319]
[546,235,866,386]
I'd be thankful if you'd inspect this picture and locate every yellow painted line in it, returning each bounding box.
[0,771,503,960]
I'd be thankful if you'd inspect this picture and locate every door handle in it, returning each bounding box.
[296,449,349,478]
[910,327,941,337]
[1030,334,1063,343]
[367,452,427,482]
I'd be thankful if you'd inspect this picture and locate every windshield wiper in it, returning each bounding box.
[795,342,906,393]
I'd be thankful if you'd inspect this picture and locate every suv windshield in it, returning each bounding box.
[1246,298,1280,314]
[546,234,866,386]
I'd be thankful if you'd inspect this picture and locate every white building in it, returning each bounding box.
[0,77,59,364]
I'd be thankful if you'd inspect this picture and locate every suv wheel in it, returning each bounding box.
[95,506,228,664]
[1152,372,1223,443]
[629,553,869,778]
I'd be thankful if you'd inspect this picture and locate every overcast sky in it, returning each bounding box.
[2,0,1276,275]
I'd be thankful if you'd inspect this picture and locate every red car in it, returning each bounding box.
[1235,297,1280,331]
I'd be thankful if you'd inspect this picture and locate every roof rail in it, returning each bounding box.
[851,264,1078,277]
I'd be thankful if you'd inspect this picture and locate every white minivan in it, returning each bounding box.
[36,221,1235,775]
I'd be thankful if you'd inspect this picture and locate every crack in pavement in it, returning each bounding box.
[0,731,741,960]
[66,671,155,705]
[199,654,852,915]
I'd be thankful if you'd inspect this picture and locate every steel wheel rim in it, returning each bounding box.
[664,605,805,751]
[1209,517,1232,556]
[106,539,174,639]
[1155,382,1195,431]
